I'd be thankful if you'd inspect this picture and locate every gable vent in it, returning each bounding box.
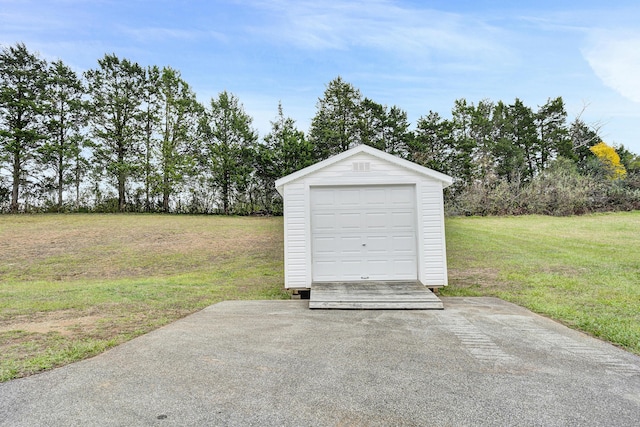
[352,161,371,172]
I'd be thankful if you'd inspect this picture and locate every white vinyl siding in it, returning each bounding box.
[304,152,420,183]
[277,145,452,290]
[283,183,307,288]
[418,182,448,286]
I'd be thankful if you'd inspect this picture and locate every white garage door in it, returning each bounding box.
[311,185,417,282]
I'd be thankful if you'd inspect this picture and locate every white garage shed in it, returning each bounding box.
[275,144,454,298]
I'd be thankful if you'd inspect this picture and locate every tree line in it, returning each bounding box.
[1,43,639,215]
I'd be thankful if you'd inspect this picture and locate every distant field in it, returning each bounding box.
[1,212,638,381]
[443,212,640,355]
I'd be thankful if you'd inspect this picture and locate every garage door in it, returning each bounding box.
[311,185,417,282]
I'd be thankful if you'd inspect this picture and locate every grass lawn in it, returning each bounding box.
[0,214,288,382]
[442,211,640,355]
[1,212,638,381]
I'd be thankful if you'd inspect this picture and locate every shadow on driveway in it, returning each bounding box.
[1,297,639,426]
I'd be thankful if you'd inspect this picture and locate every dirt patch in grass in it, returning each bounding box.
[0,312,104,336]
[448,267,501,288]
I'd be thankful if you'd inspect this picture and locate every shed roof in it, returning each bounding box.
[275,144,454,195]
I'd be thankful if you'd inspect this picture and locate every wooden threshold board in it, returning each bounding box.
[309,281,443,310]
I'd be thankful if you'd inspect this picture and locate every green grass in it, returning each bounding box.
[0,214,288,382]
[442,212,640,354]
[1,212,639,382]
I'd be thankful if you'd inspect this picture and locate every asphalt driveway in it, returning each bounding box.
[1,297,639,426]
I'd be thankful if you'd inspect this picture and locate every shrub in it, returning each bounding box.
[589,142,627,180]
[446,157,638,216]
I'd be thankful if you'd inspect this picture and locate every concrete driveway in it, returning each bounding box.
[1,297,639,426]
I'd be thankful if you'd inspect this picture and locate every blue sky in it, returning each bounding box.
[2,0,640,154]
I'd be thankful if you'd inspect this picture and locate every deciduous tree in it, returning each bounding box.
[616,145,640,174]
[589,141,626,180]
[570,117,601,165]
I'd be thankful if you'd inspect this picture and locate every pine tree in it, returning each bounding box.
[85,54,146,211]
[156,67,202,212]
[255,102,313,212]
[139,65,161,211]
[309,76,362,160]
[39,60,87,210]
[408,111,453,174]
[0,43,47,212]
[200,91,257,214]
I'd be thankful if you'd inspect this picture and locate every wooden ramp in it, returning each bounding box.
[309,281,443,310]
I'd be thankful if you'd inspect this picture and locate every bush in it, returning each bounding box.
[92,197,120,213]
[446,157,640,216]
[0,183,9,213]
[522,158,592,216]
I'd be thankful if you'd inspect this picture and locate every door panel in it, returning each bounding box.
[311,185,417,282]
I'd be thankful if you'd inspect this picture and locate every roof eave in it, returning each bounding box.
[274,144,454,190]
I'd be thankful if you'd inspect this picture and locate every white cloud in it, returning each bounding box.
[246,0,512,68]
[583,31,640,103]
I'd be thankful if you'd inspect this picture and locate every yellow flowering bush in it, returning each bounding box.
[589,142,627,180]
